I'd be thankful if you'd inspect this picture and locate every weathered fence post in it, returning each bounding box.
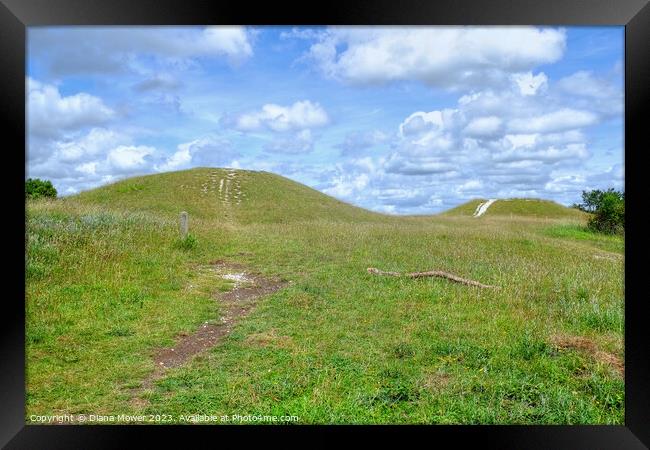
[180,211,189,239]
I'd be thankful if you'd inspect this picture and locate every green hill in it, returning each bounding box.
[74,167,385,224]
[443,198,588,219]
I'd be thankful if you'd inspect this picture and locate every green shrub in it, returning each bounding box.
[26,178,57,199]
[575,188,624,235]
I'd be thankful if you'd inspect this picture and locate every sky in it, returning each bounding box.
[26,26,624,214]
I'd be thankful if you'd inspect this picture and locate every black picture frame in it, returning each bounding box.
[2,0,648,448]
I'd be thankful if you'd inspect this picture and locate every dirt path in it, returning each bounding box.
[473,199,497,217]
[130,261,287,405]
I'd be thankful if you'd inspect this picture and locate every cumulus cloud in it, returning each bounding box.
[492,142,589,164]
[542,164,624,205]
[29,131,241,195]
[155,136,239,172]
[463,116,503,137]
[511,71,548,96]
[556,70,619,99]
[223,100,329,132]
[27,78,115,138]
[322,172,370,198]
[29,26,254,77]
[53,128,128,162]
[279,27,323,41]
[507,109,598,134]
[385,154,457,175]
[554,70,623,118]
[27,126,158,194]
[199,27,254,60]
[107,145,155,173]
[319,68,620,214]
[385,83,597,181]
[298,27,566,90]
[75,161,98,175]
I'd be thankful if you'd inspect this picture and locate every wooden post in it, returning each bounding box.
[180,211,188,239]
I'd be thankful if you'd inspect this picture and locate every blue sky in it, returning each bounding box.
[26,26,624,214]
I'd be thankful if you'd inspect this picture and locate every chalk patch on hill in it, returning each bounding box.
[473,199,497,217]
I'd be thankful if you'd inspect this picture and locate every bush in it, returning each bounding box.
[26,178,57,200]
[576,188,624,235]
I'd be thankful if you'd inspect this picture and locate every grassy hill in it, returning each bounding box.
[443,198,588,220]
[26,168,624,425]
[441,198,486,216]
[75,167,385,224]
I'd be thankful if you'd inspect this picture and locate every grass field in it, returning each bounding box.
[25,168,624,424]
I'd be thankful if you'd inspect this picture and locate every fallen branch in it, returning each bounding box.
[367,267,498,289]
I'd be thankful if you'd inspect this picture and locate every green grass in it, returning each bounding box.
[26,168,624,424]
[543,223,624,254]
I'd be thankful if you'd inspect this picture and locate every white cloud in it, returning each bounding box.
[385,154,457,175]
[456,179,484,195]
[225,100,329,132]
[553,70,623,118]
[199,27,253,60]
[156,136,238,172]
[27,127,133,182]
[511,71,548,96]
[400,111,446,137]
[556,70,618,99]
[279,27,323,41]
[504,133,538,149]
[463,116,503,137]
[508,109,598,133]
[349,73,608,211]
[301,27,566,90]
[311,58,621,214]
[53,128,128,162]
[29,27,254,77]
[493,142,589,164]
[75,162,98,175]
[375,187,431,207]
[27,78,114,137]
[156,142,193,172]
[107,145,155,172]
[544,173,587,192]
[322,173,370,198]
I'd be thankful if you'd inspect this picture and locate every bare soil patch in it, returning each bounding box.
[550,334,624,378]
[132,262,287,400]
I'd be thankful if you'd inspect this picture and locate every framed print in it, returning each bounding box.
[2,0,649,447]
